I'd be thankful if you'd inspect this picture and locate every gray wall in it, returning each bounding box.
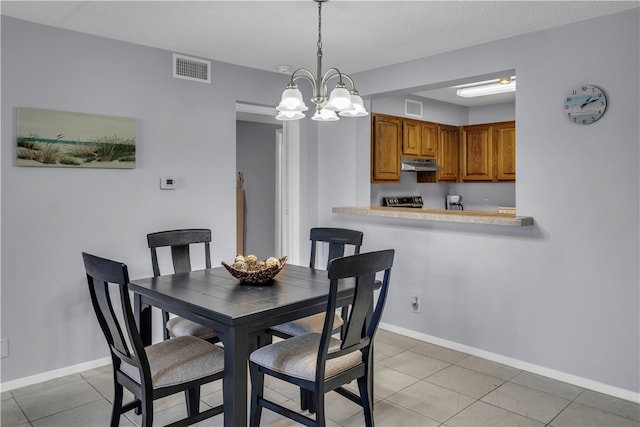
[0,16,295,382]
[319,9,639,396]
[236,121,279,258]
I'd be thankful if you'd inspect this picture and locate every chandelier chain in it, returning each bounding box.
[317,1,323,51]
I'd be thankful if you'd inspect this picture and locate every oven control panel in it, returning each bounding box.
[382,196,423,208]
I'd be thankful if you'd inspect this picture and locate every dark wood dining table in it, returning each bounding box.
[129,263,355,427]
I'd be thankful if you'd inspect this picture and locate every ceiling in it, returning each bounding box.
[3,1,638,107]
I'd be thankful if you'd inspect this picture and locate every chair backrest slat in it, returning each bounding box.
[309,227,363,269]
[147,229,212,276]
[342,273,375,348]
[170,245,192,274]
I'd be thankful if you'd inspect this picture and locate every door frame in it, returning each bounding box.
[235,103,301,264]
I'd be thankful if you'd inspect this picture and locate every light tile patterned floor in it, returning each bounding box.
[2,329,639,426]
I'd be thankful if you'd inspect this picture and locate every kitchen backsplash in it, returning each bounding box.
[371,176,515,211]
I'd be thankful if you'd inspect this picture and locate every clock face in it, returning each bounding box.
[564,85,607,124]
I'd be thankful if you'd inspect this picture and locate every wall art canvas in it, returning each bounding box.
[17,108,136,169]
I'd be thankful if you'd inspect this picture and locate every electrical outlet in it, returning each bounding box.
[160,177,176,190]
[1,338,8,358]
[410,295,421,313]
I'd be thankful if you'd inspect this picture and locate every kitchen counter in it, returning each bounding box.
[332,206,534,227]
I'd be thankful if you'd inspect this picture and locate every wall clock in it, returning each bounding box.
[564,85,607,124]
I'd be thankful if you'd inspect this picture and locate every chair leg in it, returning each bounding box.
[314,391,326,427]
[110,382,124,427]
[141,394,154,427]
[249,363,264,427]
[185,387,201,417]
[305,390,317,414]
[357,374,374,427]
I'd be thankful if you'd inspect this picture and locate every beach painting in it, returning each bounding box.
[17,108,136,169]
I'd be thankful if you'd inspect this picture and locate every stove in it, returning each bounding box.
[382,196,423,208]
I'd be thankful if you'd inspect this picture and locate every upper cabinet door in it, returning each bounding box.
[420,121,437,158]
[461,124,493,181]
[402,119,421,156]
[494,122,516,181]
[436,124,460,182]
[371,114,402,183]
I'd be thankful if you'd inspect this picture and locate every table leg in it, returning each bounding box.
[221,325,250,427]
[134,295,152,346]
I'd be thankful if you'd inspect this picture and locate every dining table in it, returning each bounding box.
[129,262,355,427]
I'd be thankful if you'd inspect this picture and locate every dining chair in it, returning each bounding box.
[249,249,395,427]
[147,228,218,343]
[82,252,225,427]
[268,227,363,339]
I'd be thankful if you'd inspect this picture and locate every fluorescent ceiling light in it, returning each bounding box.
[456,77,516,98]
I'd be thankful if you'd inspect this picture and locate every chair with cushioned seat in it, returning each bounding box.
[249,249,394,427]
[82,252,225,427]
[147,229,218,343]
[269,227,363,339]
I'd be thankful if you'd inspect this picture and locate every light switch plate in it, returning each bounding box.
[160,177,176,190]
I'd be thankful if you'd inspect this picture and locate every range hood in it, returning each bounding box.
[400,157,443,172]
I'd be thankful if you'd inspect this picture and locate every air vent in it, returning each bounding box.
[173,53,211,83]
[405,99,422,118]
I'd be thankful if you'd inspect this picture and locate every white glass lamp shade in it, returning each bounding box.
[276,110,305,121]
[324,85,353,111]
[276,87,308,112]
[311,108,339,121]
[339,93,368,117]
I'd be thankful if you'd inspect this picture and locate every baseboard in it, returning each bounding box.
[3,327,638,405]
[379,323,640,404]
[1,357,111,392]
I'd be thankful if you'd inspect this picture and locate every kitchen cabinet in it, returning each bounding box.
[494,121,516,181]
[460,121,515,182]
[402,119,437,158]
[461,124,493,181]
[420,121,438,157]
[371,113,440,183]
[436,124,459,182]
[460,122,516,182]
[402,119,421,156]
[372,113,515,184]
[417,124,459,183]
[371,114,402,182]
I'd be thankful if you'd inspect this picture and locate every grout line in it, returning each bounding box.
[546,397,574,427]
[476,400,549,426]
[6,396,32,427]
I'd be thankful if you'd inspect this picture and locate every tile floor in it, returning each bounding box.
[2,329,639,426]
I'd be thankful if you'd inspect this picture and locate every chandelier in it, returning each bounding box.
[275,0,368,121]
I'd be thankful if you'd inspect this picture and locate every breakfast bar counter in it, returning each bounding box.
[332,206,534,227]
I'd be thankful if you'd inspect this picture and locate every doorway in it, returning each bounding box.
[235,103,301,263]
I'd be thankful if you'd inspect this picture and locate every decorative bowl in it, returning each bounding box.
[221,256,287,284]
